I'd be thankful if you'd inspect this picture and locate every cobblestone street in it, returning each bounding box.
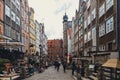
[24,66,74,80]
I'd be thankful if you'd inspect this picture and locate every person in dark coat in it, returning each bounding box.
[81,67,85,77]
[56,61,60,72]
[62,60,67,73]
[53,60,57,69]
[71,61,76,75]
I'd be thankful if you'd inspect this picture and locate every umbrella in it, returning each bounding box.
[102,59,120,68]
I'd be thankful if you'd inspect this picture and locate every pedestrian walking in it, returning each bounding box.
[76,65,80,73]
[62,60,67,73]
[56,61,60,72]
[29,64,34,75]
[71,61,76,75]
[53,60,57,69]
[81,67,85,77]
[45,61,48,69]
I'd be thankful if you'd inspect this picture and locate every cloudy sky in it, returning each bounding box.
[28,0,79,39]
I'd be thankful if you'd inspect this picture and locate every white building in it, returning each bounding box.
[67,21,72,63]
[39,23,48,55]
[35,20,41,54]
[71,17,75,55]
[42,34,48,55]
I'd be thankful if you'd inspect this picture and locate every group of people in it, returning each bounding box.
[53,59,84,76]
[71,61,85,76]
[53,59,67,73]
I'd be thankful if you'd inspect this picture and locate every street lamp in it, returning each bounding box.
[39,44,42,68]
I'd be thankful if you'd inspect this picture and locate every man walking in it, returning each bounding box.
[62,60,67,73]
[71,61,76,75]
[56,60,60,72]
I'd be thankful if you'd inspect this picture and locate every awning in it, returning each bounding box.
[0,42,24,46]
[0,35,12,40]
[102,59,120,68]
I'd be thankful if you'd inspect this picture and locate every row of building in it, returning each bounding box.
[63,0,120,78]
[0,0,48,56]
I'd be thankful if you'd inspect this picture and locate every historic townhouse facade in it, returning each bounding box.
[67,23,72,63]
[21,0,29,53]
[71,17,75,55]
[83,0,97,57]
[0,0,48,65]
[47,39,63,60]
[39,23,48,55]
[67,26,72,55]
[29,7,36,55]
[98,0,117,56]
[67,21,72,55]
[74,11,79,56]
[4,0,21,50]
[43,34,48,55]
[35,20,41,54]
[71,0,120,79]
[0,0,4,36]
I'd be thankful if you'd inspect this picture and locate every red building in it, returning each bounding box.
[47,39,63,60]
[21,0,29,53]
[0,0,4,35]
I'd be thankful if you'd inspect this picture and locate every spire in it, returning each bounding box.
[63,12,68,23]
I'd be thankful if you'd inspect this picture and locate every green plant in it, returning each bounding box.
[0,58,10,72]
[0,58,10,64]
[0,64,5,73]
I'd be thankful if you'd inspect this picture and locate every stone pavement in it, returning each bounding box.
[24,66,74,80]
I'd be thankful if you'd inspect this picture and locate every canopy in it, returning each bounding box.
[0,35,12,40]
[102,59,120,68]
[0,42,24,46]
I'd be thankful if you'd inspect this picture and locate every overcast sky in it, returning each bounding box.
[28,0,79,39]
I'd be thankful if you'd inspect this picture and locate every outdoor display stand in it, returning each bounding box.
[101,59,120,80]
[0,74,20,80]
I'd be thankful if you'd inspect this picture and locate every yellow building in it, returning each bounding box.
[29,7,36,55]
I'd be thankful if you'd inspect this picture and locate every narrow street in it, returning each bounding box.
[24,66,74,80]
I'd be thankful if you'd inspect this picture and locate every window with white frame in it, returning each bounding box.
[87,0,90,9]
[16,32,20,41]
[88,31,91,41]
[84,34,87,43]
[16,0,20,10]
[92,27,96,46]
[16,17,20,26]
[11,11,15,21]
[84,20,87,29]
[16,16,20,25]
[99,23,105,37]
[106,17,114,33]
[91,8,96,21]
[106,0,113,11]
[18,17,20,26]
[88,15,91,25]
[99,45,105,51]
[5,25,11,37]
[5,5,10,17]
[11,0,16,5]
[99,3,105,18]
[79,29,83,37]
